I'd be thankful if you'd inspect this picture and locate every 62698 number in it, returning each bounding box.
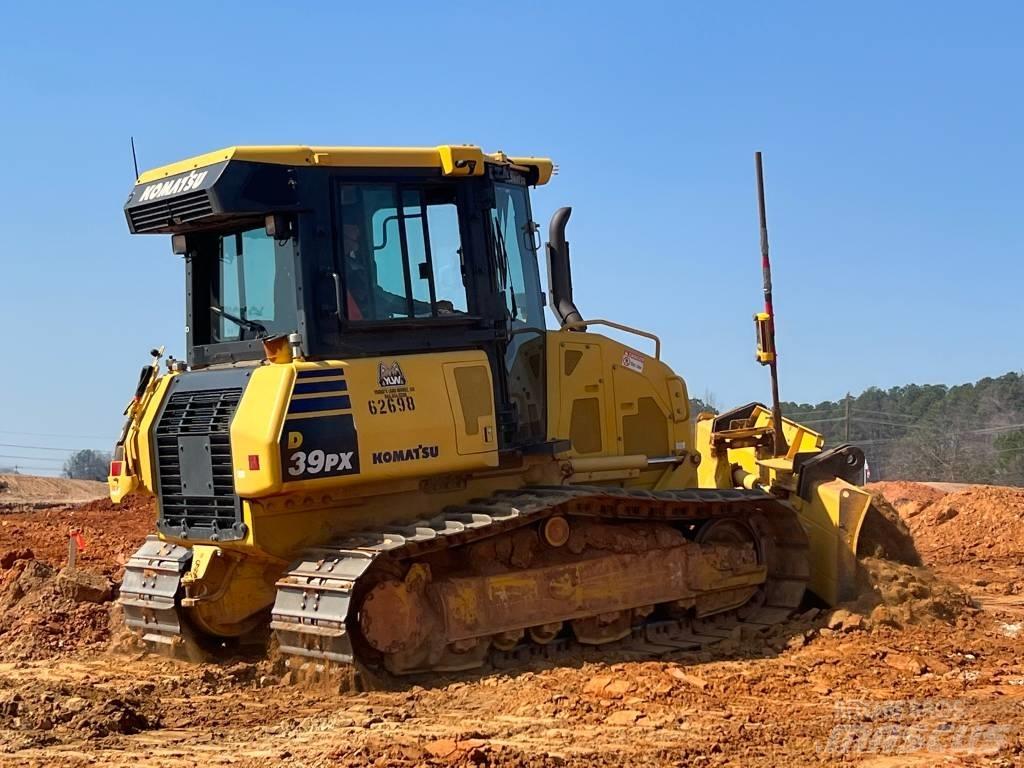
[368,396,416,415]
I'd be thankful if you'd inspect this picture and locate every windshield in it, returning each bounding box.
[195,226,299,343]
[491,183,543,326]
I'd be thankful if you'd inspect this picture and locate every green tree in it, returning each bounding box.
[780,371,1024,485]
[63,449,111,481]
[994,430,1024,486]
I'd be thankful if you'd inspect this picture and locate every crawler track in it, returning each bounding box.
[270,486,810,676]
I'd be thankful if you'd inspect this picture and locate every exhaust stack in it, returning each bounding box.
[545,207,583,327]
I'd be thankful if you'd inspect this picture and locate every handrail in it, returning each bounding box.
[560,318,661,360]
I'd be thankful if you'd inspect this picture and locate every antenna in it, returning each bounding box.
[130,136,140,180]
[754,151,788,456]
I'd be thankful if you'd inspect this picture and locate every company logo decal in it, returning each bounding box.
[377,361,407,388]
[372,444,439,465]
[138,169,209,203]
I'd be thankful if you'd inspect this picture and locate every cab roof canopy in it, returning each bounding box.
[136,144,555,186]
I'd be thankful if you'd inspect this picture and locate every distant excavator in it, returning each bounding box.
[109,144,870,675]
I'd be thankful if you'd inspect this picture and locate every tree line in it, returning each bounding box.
[692,371,1024,486]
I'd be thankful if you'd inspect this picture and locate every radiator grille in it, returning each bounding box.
[128,190,214,233]
[154,387,243,540]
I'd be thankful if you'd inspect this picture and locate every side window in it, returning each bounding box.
[340,184,410,320]
[426,198,468,313]
[212,227,297,342]
[491,183,543,326]
[336,183,468,320]
[238,229,279,323]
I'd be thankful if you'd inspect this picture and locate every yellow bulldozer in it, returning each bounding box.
[109,144,871,675]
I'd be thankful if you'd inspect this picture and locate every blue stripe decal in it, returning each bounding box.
[296,368,345,379]
[287,395,352,413]
[294,379,348,394]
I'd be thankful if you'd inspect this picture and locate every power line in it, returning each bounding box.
[0,454,65,463]
[851,437,903,447]
[851,417,930,430]
[0,464,66,472]
[966,424,1024,436]
[0,443,105,453]
[851,409,915,420]
[0,429,112,441]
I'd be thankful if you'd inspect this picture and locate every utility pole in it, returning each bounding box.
[844,393,851,442]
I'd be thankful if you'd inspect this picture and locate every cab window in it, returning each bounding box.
[191,226,299,343]
[336,183,468,321]
[491,182,544,326]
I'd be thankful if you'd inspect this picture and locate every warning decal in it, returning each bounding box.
[621,350,645,373]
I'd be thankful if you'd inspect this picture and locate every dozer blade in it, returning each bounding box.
[795,478,872,606]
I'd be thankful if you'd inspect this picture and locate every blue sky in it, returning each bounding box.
[0,2,1021,473]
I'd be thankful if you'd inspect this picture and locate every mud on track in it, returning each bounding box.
[0,485,1022,766]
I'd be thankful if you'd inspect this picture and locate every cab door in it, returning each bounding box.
[490,176,548,447]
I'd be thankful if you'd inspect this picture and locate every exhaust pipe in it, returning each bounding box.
[545,207,583,327]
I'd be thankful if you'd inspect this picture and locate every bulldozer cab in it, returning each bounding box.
[124,146,555,448]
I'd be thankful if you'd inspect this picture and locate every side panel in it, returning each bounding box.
[129,373,175,496]
[232,350,499,498]
[442,362,498,455]
[232,366,297,497]
[545,329,696,488]
[604,342,681,487]
[550,338,612,456]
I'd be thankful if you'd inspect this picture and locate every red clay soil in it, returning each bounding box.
[0,551,1019,767]
[867,481,947,519]
[0,559,114,661]
[910,485,1024,564]
[0,483,1022,765]
[0,495,154,663]
[870,482,1024,567]
[0,495,154,579]
[869,481,1024,625]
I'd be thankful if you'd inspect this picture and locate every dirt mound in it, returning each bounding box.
[0,558,115,660]
[867,481,947,518]
[905,485,1024,566]
[858,493,923,566]
[0,494,153,579]
[855,557,976,628]
[0,474,107,508]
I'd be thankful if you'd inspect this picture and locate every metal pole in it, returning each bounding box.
[844,393,851,442]
[755,152,788,456]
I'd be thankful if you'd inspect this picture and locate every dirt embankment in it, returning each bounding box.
[869,481,1024,565]
[0,494,153,579]
[0,475,107,509]
[868,482,1024,567]
[0,493,153,664]
[869,480,1024,622]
